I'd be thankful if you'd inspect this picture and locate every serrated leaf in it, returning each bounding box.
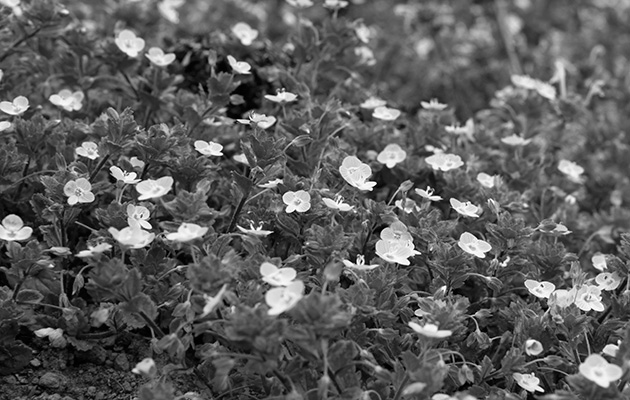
[211,357,235,391]
[15,289,44,304]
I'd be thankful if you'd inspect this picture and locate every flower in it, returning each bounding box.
[258,178,283,189]
[282,190,311,213]
[596,272,622,291]
[579,354,623,388]
[450,198,481,218]
[260,262,297,286]
[136,176,173,200]
[265,280,304,315]
[0,0,20,8]
[380,221,413,243]
[232,22,258,46]
[286,0,313,8]
[237,112,276,130]
[355,23,372,44]
[592,253,607,271]
[130,156,145,169]
[201,284,227,318]
[114,30,145,58]
[227,55,252,74]
[420,99,447,111]
[408,322,452,338]
[0,95,29,115]
[548,288,577,308]
[476,172,495,188]
[0,121,11,131]
[425,153,464,171]
[513,373,544,393]
[415,186,442,201]
[75,141,99,160]
[525,339,543,356]
[602,343,619,358]
[145,47,176,67]
[165,223,209,242]
[108,225,155,249]
[360,97,386,109]
[76,243,113,258]
[64,178,95,205]
[34,327,66,348]
[524,279,556,299]
[323,0,349,9]
[372,106,401,121]
[339,156,377,191]
[375,239,418,266]
[511,75,538,90]
[110,166,141,184]
[558,159,584,183]
[457,232,492,258]
[131,358,157,378]
[264,89,298,103]
[574,285,605,312]
[322,195,353,212]
[127,204,152,230]
[342,255,379,271]
[0,214,32,241]
[501,134,531,146]
[377,143,407,168]
[445,118,474,141]
[355,46,376,66]
[49,89,84,111]
[194,140,223,156]
[395,198,419,213]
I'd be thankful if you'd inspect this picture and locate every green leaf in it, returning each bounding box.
[120,292,158,321]
[15,289,44,304]
[211,357,235,391]
[0,341,33,375]
[328,340,359,372]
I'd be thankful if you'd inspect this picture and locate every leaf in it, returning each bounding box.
[66,336,93,351]
[0,341,33,375]
[479,355,494,379]
[138,381,176,400]
[211,357,235,391]
[328,340,359,372]
[15,289,44,304]
[120,293,158,321]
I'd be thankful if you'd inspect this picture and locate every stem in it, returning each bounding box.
[392,374,410,400]
[0,170,57,194]
[226,189,251,233]
[88,153,110,182]
[138,310,165,338]
[495,0,522,75]
[119,70,140,100]
[13,155,31,201]
[0,26,43,63]
[16,300,65,311]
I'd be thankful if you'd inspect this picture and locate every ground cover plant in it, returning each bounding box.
[3,0,630,399]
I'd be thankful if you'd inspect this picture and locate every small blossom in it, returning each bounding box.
[525,339,544,356]
[425,153,464,171]
[0,121,11,131]
[237,112,276,130]
[127,204,152,230]
[282,190,311,213]
[602,343,620,358]
[264,89,298,104]
[165,223,209,242]
[194,140,223,156]
[145,47,176,67]
[372,106,401,121]
[227,55,252,74]
[49,89,84,112]
[115,30,145,58]
[558,159,584,183]
[513,372,544,393]
[0,0,20,9]
[90,306,111,327]
[75,141,99,160]
[0,95,29,115]
[375,239,418,266]
[233,153,249,165]
[420,98,448,111]
[579,354,623,388]
[322,195,353,212]
[136,176,173,200]
[34,327,66,348]
[323,0,348,9]
[450,198,481,218]
[109,225,155,249]
[355,22,372,44]
[201,284,227,318]
[457,232,492,258]
[158,0,183,23]
[445,118,474,141]
[476,172,496,188]
[534,81,556,100]
[232,22,258,46]
[0,214,32,242]
[237,222,273,237]
[596,272,622,291]
[339,156,377,191]
[501,134,531,146]
[415,186,443,201]
[110,166,141,184]
[548,288,577,308]
[408,321,452,338]
[258,178,283,189]
[574,285,605,312]
[76,243,112,258]
[47,246,72,256]
[524,279,556,299]
[342,254,379,271]
[260,262,297,286]
[265,280,304,315]
[395,198,419,213]
[64,178,95,205]
[511,75,538,90]
[592,253,607,271]
[377,143,407,168]
[132,358,157,378]
[380,221,413,243]
[286,0,313,8]
[360,96,386,109]
[130,156,145,169]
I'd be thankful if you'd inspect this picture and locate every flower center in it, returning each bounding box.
[74,188,84,197]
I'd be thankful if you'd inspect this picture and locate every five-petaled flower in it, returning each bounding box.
[360,97,386,109]
[264,89,298,104]
[265,280,304,315]
[286,0,313,8]
[596,272,621,291]
[110,166,141,184]
[420,98,448,111]
[425,153,464,171]
[457,232,492,258]
[136,176,173,200]
[579,354,623,388]
[227,55,252,74]
[513,372,544,393]
[145,47,176,67]
[34,327,66,348]
[260,262,297,286]
[194,140,223,156]
[501,134,531,146]
[476,172,496,188]
[372,106,401,121]
[232,22,258,46]
[323,0,348,9]
[415,186,443,201]
[375,239,419,266]
[408,322,452,338]
[592,253,607,271]
[64,178,95,205]
[558,159,584,183]
[548,288,577,308]
[445,118,474,141]
[165,223,209,242]
[237,221,273,237]
[377,143,407,168]
[574,285,605,312]
[75,141,99,160]
[76,243,112,258]
[0,121,11,132]
[342,254,380,271]
[282,190,311,213]
[322,195,353,212]
[115,30,145,58]
[131,358,157,379]
[450,198,481,218]
[108,225,155,249]
[524,279,556,299]
[525,339,544,356]
[49,89,84,111]
[127,204,152,230]
[0,95,29,115]
[0,214,32,242]
[339,156,377,191]
[237,112,276,130]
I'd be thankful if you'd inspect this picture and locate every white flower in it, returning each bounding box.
[408,322,452,338]
[574,285,605,312]
[75,142,99,160]
[558,159,584,183]
[227,55,252,74]
[377,143,407,168]
[602,343,620,358]
[236,222,273,237]
[286,0,313,8]
[264,89,298,103]
[232,22,258,46]
[476,172,496,188]
[131,358,157,378]
[34,327,66,348]
[323,0,348,9]
[354,23,372,44]
[260,262,297,286]
[579,354,623,388]
[524,279,556,299]
[445,118,474,141]
[415,186,442,201]
[114,30,145,58]
[380,221,413,243]
[548,288,577,308]
[372,106,401,121]
[145,47,176,67]
[127,204,152,230]
[158,0,183,23]
[525,339,543,356]
[282,190,311,213]
[511,75,538,90]
[339,156,377,191]
[457,232,491,258]
[360,97,386,109]
[201,285,227,318]
[450,198,481,218]
[342,254,379,271]
[76,243,112,258]
[108,226,155,249]
[64,178,95,205]
[0,121,11,132]
[265,280,304,315]
[596,272,621,291]
[165,223,209,242]
[513,372,544,393]
[501,134,531,146]
[258,178,283,189]
[237,112,276,130]
[49,89,84,111]
[420,99,448,111]
[130,156,145,169]
[395,198,419,213]
[0,214,32,242]
[425,153,464,171]
[136,177,173,200]
[375,239,418,266]
[322,195,353,212]
[0,95,29,115]
[110,166,140,184]
[194,140,223,156]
